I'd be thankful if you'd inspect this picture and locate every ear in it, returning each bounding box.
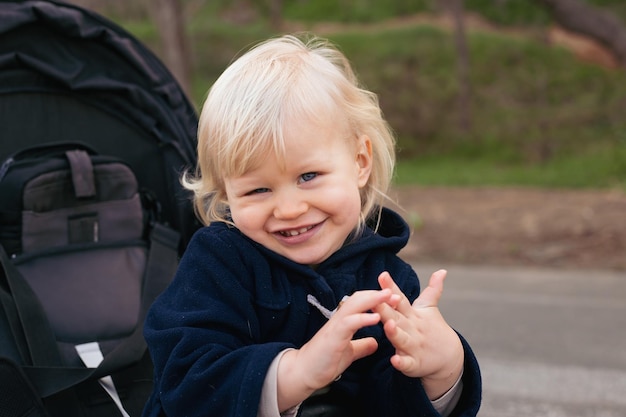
[356,134,373,188]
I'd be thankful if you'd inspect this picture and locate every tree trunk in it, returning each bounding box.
[145,0,193,96]
[536,0,626,67]
[442,0,472,132]
[268,0,283,30]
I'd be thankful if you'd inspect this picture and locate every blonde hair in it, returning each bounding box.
[185,34,396,229]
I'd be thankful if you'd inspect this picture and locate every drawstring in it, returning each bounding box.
[307,294,349,320]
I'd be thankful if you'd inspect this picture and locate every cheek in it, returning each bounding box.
[229,204,263,233]
[322,182,363,215]
[228,204,246,226]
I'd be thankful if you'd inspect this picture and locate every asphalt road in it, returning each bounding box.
[411,263,626,417]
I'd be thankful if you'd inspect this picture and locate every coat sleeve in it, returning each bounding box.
[142,227,293,417]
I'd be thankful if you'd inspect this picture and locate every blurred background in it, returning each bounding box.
[66,0,626,269]
[53,2,626,415]
[68,0,626,190]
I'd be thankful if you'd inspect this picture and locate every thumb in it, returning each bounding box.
[413,269,447,308]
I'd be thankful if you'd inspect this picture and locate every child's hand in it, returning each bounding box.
[375,270,464,400]
[277,288,395,411]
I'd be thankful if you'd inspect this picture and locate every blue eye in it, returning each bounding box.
[300,172,317,183]
[246,188,270,196]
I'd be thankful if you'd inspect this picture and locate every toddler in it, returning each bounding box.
[142,34,481,417]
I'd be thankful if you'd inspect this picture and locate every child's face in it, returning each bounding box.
[224,115,372,266]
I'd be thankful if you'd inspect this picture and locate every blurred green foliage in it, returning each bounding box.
[324,26,626,189]
[283,0,434,22]
[279,0,626,26]
[110,0,626,190]
[465,0,550,25]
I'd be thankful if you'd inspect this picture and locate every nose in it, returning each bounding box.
[272,188,308,220]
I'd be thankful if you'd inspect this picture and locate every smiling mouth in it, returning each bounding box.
[278,225,315,237]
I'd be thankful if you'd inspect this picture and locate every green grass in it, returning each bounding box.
[395,143,626,189]
[115,7,626,191]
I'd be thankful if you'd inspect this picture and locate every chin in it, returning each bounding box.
[285,251,329,267]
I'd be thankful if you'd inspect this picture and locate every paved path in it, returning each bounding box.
[411,263,626,417]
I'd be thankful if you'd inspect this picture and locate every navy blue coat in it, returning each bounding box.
[142,208,481,417]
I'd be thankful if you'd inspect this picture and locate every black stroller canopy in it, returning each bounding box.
[0,0,199,248]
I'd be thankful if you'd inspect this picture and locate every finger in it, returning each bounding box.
[328,290,392,343]
[390,352,417,374]
[344,311,382,329]
[382,318,411,351]
[374,300,401,324]
[378,272,413,315]
[336,289,392,317]
[382,320,417,371]
[350,337,379,361]
[413,269,447,309]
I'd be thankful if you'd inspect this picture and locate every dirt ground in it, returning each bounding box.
[389,186,626,271]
